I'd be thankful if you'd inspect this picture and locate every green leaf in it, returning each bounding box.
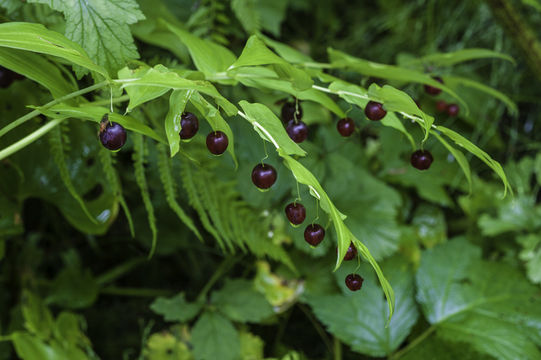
[403,48,515,67]
[230,35,313,90]
[150,293,203,322]
[328,48,468,112]
[165,89,192,157]
[28,0,145,76]
[254,0,290,37]
[436,125,512,196]
[191,312,241,360]
[0,48,75,98]
[11,332,62,360]
[308,257,418,357]
[417,239,541,360]
[116,65,238,116]
[163,21,236,75]
[260,34,313,63]
[239,331,264,360]
[40,104,165,143]
[118,66,171,113]
[231,0,260,34]
[238,101,306,156]
[0,22,107,77]
[21,291,55,340]
[132,134,158,258]
[432,132,472,193]
[190,92,238,166]
[144,327,192,360]
[443,75,518,115]
[46,265,99,309]
[211,279,274,323]
[517,234,541,284]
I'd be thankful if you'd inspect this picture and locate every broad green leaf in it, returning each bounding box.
[118,66,171,112]
[0,48,75,98]
[22,291,55,340]
[0,22,107,77]
[381,114,416,149]
[517,234,541,284]
[239,331,264,360]
[54,312,91,349]
[40,104,165,143]
[163,21,236,75]
[328,48,468,112]
[211,279,274,323]
[368,84,434,142]
[28,0,145,76]
[417,239,541,360]
[150,293,203,322]
[238,101,306,156]
[411,204,447,248]
[403,48,515,67]
[308,257,418,357]
[165,90,192,157]
[401,336,494,360]
[11,332,64,360]
[191,312,240,360]
[478,196,540,236]
[435,125,511,196]
[231,0,260,34]
[230,35,313,90]
[432,132,472,193]
[116,65,238,116]
[46,266,99,309]
[0,0,22,14]
[190,92,238,166]
[443,75,518,115]
[144,328,192,360]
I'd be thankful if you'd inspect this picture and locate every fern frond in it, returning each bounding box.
[99,148,135,237]
[156,144,202,240]
[132,134,158,259]
[49,126,97,224]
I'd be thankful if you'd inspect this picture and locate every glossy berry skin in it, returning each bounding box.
[345,274,364,291]
[364,101,387,121]
[304,224,325,246]
[206,131,228,155]
[179,112,199,140]
[411,150,434,170]
[343,243,358,261]
[447,103,459,117]
[281,101,303,122]
[286,120,308,143]
[337,118,355,137]
[99,122,127,151]
[285,202,306,225]
[424,76,443,96]
[251,163,277,189]
[436,100,447,112]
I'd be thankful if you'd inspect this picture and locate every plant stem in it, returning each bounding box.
[81,94,130,107]
[0,118,64,161]
[333,336,342,360]
[96,257,147,286]
[0,80,109,138]
[196,256,237,302]
[389,325,436,359]
[100,286,174,297]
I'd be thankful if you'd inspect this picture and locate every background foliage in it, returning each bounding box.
[0,0,541,359]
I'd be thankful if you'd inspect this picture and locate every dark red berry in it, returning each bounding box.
[286,120,308,143]
[179,112,199,140]
[281,101,302,122]
[424,76,443,96]
[410,150,434,170]
[206,131,228,155]
[345,274,364,291]
[251,163,277,189]
[0,66,15,88]
[364,101,387,121]
[304,224,325,246]
[436,100,447,112]
[99,121,127,151]
[285,203,306,225]
[447,103,459,117]
[343,243,358,261]
[337,118,355,137]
